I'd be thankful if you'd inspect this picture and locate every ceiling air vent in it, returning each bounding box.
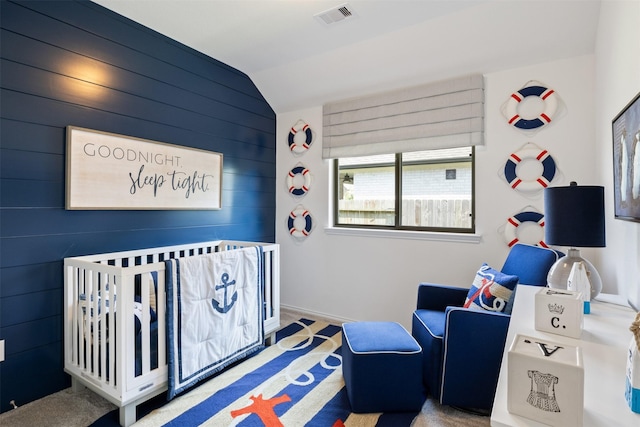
[314,3,356,25]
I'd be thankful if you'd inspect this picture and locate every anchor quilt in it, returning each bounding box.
[165,246,264,399]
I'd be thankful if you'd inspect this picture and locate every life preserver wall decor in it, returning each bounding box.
[285,120,313,240]
[502,81,560,131]
[502,210,548,248]
[503,143,557,193]
[288,120,313,154]
[286,164,311,197]
[288,205,314,238]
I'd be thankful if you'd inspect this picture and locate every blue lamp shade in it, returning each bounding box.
[544,183,606,248]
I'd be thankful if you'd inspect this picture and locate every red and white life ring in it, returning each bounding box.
[288,207,313,238]
[505,84,558,130]
[504,211,548,248]
[504,146,557,192]
[288,121,313,154]
[287,166,311,196]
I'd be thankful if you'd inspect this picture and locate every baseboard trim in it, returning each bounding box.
[280,304,356,326]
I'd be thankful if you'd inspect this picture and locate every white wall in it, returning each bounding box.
[595,0,640,309]
[276,54,600,329]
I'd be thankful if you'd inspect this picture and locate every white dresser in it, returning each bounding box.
[491,285,640,426]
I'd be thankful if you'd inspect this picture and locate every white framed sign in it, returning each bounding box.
[66,126,223,210]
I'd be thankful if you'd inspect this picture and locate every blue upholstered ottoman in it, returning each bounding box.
[342,321,426,413]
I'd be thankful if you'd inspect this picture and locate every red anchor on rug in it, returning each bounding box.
[230,393,291,426]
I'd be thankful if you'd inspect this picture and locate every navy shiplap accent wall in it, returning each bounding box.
[0,0,275,411]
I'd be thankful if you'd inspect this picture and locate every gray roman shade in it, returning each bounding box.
[322,74,484,159]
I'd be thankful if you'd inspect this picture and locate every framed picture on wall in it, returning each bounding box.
[612,91,640,222]
[66,126,223,210]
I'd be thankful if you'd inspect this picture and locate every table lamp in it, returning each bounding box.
[544,182,606,299]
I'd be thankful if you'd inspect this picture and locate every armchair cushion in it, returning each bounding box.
[463,264,519,314]
[501,244,561,286]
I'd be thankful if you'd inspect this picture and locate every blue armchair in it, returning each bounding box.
[411,243,560,411]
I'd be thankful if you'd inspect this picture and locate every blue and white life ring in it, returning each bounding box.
[288,121,313,154]
[288,207,313,237]
[287,166,311,196]
[504,211,548,248]
[505,84,558,130]
[504,146,556,192]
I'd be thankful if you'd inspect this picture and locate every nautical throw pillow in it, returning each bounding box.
[464,264,519,313]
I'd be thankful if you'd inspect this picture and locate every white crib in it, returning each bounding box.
[63,240,280,427]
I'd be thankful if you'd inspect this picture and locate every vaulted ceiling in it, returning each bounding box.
[93,0,602,113]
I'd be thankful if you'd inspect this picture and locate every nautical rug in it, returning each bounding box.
[131,318,419,426]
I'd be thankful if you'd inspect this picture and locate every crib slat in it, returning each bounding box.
[99,272,106,383]
[71,266,80,367]
[156,271,166,368]
[121,273,136,393]
[140,270,151,375]
[80,268,88,371]
[89,270,98,378]
[107,272,116,387]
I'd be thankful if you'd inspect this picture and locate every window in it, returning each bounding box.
[334,147,474,232]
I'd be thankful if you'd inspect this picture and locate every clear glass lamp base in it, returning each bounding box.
[546,248,603,299]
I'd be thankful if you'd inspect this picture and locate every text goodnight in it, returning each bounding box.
[83,143,215,199]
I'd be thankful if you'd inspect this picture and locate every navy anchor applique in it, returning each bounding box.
[212,272,238,313]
